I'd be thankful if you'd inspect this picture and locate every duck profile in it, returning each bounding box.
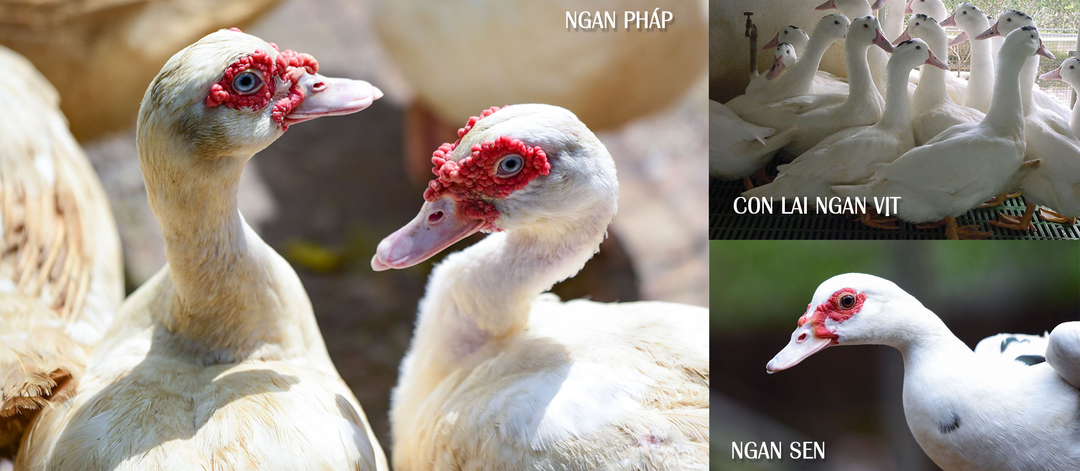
[15,29,388,470]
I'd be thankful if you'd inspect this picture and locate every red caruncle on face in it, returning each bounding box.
[423,106,552,227]
[204,43,320,130]
[797,288,866,342]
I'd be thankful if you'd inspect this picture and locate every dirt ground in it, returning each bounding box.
[80,0,708,452]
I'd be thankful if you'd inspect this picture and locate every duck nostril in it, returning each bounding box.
[312,81,327,92]
[428,211,444,223]
[798,333,807,342]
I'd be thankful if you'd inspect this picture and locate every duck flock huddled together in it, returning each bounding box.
[712,0,1080,239]
[0,28,709,471]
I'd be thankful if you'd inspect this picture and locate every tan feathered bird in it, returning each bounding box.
[14,29,388,470]
[0,45,124,460]
[372,104,709,470]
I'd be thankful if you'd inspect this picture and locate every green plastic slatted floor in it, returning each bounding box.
[710,178,1080,240]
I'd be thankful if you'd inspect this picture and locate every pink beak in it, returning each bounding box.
[766,54,787,80]
[767,322,835,373]
[940,13,956,27]
[874,29,894,52]
[371,197,486,271]
[975,22,999,40]
[763,33,780,51]
[948,30,969,47]
[905,0,914,14]
[1041,65,1064,81]
[893,26,911,46]
[1036,40,1056,60]
[284,73,383,127]
[925,49,950,70]
[815,0,836,11]
[871,0,887,10]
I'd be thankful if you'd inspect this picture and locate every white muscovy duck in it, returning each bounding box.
[760,26,849,96]
[710,100,797,182]
[977,10,1072,121]
[1041,57,1080,137]
[742,38,942,221]
[767,273,1080,470]
[901,14,985,145]
[779,15,892,156]
[726,14,851,115]
[832,26,1052,240]
[942,2,995,113]
[372,104,709,470]
[817,0,889,95]
[14,29,388,470]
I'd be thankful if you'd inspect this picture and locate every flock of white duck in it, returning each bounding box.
[769,273,1080,469]
[712,0,1080,239]
[0,29,708,470]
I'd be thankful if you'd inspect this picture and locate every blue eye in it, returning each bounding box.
[497,155,524,177]
[232,71,264,95]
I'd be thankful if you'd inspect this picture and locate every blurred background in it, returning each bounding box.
[0,0,709,454]
[710,241,1079,470]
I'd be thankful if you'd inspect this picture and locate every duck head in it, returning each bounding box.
[976,10,1033,41]
[767,274,922,373]
[371,104,617,270]
[944,3,990,46]
[891,38,949,70]
[1040,57,1080,87]
[766,43,799,80]
[850,15,894,52]
[763,25,810,53]
[813,14,853,42]
[894,14,944,47]
[906,0,947,22]
[137,28,382,160]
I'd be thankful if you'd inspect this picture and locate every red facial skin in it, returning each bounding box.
[423,106,552,230]
[797,288,866,343]
[204,44,320,130]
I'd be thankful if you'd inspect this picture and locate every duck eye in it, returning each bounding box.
[962,11,967,14]
[835,20,840,25]
[916,45,922,49]
[1007,18,1012,22]
[496,154,525,177]
[231,71,264,95]
[1071,66,1075,69]
[864,24,869,28]
[839,294,856,309]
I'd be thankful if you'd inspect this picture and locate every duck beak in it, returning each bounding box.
[371,197,485,271]
[892,26,911,46]
[766,54,787,79]
[871,0,887,10]
[763,33,780,50]
[948,30,969,47]
[925,50,950,69]
[904,0,913,14]
[1040,65,1064,80]
[814,0,836,11]
[766,322,834,374]
[284,73,383,127]
[940,13,957,27]
[874,29,894,52]
[974,22,998,40]
[1036,40,1055,60]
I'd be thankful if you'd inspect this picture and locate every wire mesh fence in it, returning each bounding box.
[945,26,1079,107]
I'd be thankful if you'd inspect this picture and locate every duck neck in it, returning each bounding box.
[913,34,951,111]
[883,0,907,40]
[406,200,615,383]
[1020,55,1038,115]
[1068,83,1080,137]
[965,27,995,108]
[845,39,879,106]
[878,61,915,131]
[893,309,973,373]
[140,145,317,361]
[983,50,1026,137]
[781,33,834,97]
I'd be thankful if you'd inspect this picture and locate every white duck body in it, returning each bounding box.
[1042,57,1080,137]
[974,332,1050,365]
[781,15,889,156]
[16,30,388,471]
[709,100,797,179]
[905,0,966,103]
[905,15,985,145]
[943,3,994,113]
[980,11,1072,121]
[768,273,1080,471]
[874,0,907,41]
[821,0,889,95]
[831,26,1040,224]
[761,26,849,96]
[726,14,850,116]
[742,38,933,201]
[373,105,709,470]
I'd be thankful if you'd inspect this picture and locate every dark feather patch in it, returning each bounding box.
[939,412,961,434]
[1015,355,1045,366]
[1000,336,1030,353]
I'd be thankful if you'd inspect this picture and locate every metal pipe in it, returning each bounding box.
[745,12,758,75]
